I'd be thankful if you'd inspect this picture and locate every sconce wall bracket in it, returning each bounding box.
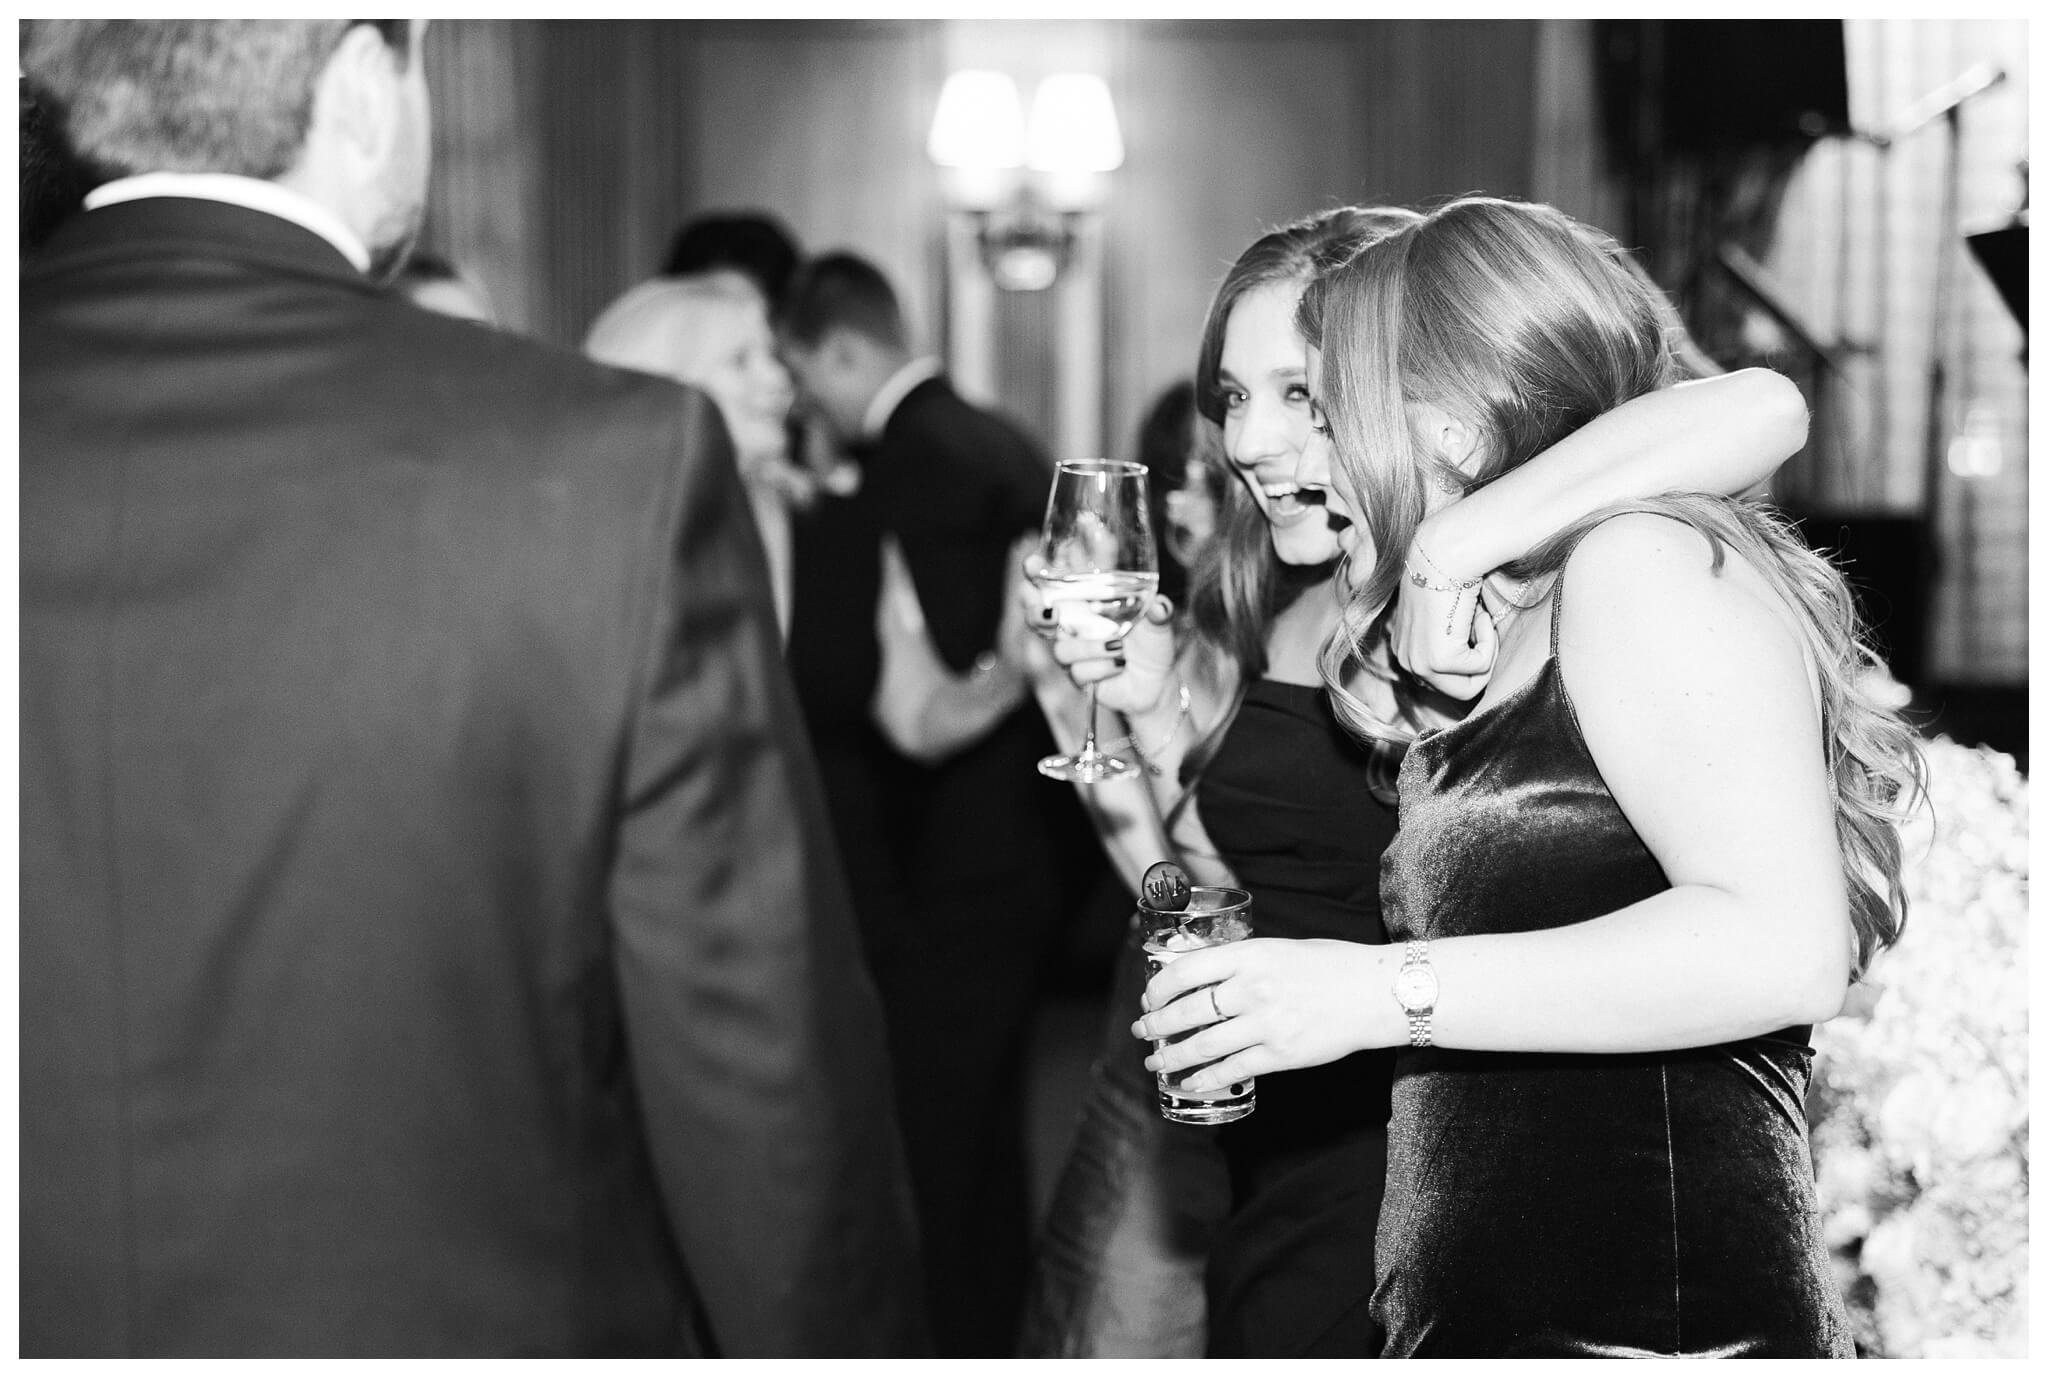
[931,69,1120,294]
[961,198,1086,292]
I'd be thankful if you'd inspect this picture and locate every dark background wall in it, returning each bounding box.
[418,18,1590,461]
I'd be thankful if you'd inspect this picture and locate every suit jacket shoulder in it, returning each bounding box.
[868,377,1049,537]
[19,200,926,1358]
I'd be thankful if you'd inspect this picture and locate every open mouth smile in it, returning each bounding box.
[1262,482,1352,531]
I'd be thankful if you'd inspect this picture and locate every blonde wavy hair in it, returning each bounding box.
[1310,196,1923,977]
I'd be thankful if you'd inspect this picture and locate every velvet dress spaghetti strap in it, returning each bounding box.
[1194,678,1400,1357]
[1372,559,1854,1357]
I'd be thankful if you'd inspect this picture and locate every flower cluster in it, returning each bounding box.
[1810,736,2029,1358]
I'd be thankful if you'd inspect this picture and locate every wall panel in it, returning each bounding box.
[428,19,1556,427]
[1108,23,1363,455]
[422,20,545,334]
[687,21,943,343]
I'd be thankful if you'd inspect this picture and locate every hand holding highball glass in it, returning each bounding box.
[1137,865,1256,1125]
[1031,458,1159,784]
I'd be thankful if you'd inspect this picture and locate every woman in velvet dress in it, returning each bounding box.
[1136,197,1923,1357]
[1018,206,1814,1358]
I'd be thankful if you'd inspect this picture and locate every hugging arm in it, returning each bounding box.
[870,534,1033,764]
[1395,367,1808,695]
[1143,514,1855,1086]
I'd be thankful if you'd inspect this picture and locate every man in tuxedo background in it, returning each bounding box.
[776,254,1101,1357]
[19,20,924,1358]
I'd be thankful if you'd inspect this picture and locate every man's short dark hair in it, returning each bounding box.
[21,20,409,183]
[777,251,909,352]
[662,211,801,309]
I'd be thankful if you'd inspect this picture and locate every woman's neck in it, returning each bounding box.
[1262,574,1342,685]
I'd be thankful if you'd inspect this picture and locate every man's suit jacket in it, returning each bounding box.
[18,198,926,1359]
[853,377,1071,933]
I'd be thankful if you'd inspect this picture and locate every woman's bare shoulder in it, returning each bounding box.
[1561,508,1721,583]
[1558,509,1785,623]
[1555,508,1813,707]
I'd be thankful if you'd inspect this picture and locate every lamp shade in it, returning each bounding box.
[928,69,1026,169]
[1025,73,1124,173]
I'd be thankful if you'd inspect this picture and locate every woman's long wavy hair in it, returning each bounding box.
[1311,195,1923,977]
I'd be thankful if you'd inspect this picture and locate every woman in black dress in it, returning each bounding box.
[1137,197,1923,1357]
[1019,205,1815,1357]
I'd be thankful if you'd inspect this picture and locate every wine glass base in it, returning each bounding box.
[1037,751,1140,785]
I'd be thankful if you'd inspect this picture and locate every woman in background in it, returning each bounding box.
[1134,379,1226,610]
[584,271,1028,763]
[1138,196,1922,1357]
[586,272,806,634]
[1020,204,1813,1357]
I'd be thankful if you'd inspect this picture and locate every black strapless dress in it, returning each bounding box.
[1192,679,1400,1357]
[1373,580,1853,1357]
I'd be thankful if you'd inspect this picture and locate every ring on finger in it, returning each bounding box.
[1207,985,1224,1022]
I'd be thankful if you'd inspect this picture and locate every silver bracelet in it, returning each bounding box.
[1405,535,1483,595]
[1405,537,1486,639]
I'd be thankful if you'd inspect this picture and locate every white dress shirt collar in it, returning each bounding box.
[84,172,372,274]
[860,355,943,441]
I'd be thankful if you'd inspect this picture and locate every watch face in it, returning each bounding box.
[1394,965,1438,1011]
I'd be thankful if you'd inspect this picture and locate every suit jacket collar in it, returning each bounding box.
[85,173,372,272]
[845,374,953,472]
[877,373,952,440]
[24,196,380,298]
[861,356,945,440]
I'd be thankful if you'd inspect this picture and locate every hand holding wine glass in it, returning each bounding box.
[1031,458,1159,783]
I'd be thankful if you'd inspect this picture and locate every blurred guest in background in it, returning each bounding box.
[1133,378,1219,609]
[657,210,839,475]
[663,207,802,310]
[393,248,498,325]
[19,18,924,1358]
[587,271,803,632]
[775,250,1079,1357]
[584,268,1023,757]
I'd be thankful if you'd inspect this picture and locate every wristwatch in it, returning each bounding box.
[1393,940,1438,1048]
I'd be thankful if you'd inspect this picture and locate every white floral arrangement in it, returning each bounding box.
[1809,735,2029,1358]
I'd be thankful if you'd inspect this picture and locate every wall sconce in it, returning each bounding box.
[929,69,1124,291]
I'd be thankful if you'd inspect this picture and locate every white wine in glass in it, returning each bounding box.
[1032,458,1159,784]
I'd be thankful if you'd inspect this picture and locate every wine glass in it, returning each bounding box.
[1032,458,1159,784]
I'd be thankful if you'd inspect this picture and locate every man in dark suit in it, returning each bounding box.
[18,20,925,1358]
[776,252,1090,1357]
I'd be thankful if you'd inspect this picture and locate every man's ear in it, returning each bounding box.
[306,24,404,182]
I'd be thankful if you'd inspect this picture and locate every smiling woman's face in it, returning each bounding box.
[683,294,795,461]
[1216,280,1350,566]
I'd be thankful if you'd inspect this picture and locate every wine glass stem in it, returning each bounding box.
[1080,683,1102,761]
